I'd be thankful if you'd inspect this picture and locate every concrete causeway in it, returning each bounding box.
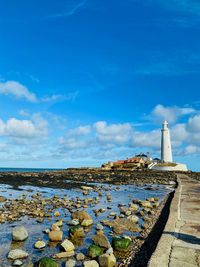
[148,174,200,267]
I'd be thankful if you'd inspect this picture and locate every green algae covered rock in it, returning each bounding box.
[38,257,58,267]
[69,225,84,238]
[87,244,102,258]
[112,237,131,251]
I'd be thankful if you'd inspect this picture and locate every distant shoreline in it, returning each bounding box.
[0,168,189,189]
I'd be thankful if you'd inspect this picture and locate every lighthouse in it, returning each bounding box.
[161,120,173,163]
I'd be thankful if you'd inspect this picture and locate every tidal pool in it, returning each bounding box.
[0,181,174,266]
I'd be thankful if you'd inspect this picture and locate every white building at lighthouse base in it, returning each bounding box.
[152,162,188,171]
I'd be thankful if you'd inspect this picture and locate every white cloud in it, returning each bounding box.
[0,81,37,102]
[186,114,200,132]
[94,121,132,145]
[171,123,188,146]
[131,129,161,149]
[151,104,195,123]
[68,125,91,136]
[58,137,88,149]
[0,116,48,139]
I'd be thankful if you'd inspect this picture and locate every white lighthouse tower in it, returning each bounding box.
[161,120,173,163]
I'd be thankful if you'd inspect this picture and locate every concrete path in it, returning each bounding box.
[148,174,200,267]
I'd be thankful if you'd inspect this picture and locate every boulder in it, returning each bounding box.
[38,257,58,267]
[12,226,28,241]
[92,233,111,249]
[61,239,75,252]
[69,225,84,238]
[8,249,28,260]
[71,210,92,222]
[87,244,102,258]
[48,230,63,242]
[101,218,141,234]
[84,260,99,267]
[112,237,131,252]
[99,253,116,267]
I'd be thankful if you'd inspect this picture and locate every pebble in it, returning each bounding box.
[65,259,76,267]
[13,259,23,266]
[34,241,46,249]
[96,223,104,230]
[76,252,85,261]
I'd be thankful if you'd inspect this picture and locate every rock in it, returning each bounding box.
[125,210,132,216]
[65,259,76,267]
[99,253,116,267]
[106,248,113,254]
[22,262,34,267]
[68,219,79,226]
[51,223,60,231]
[96,224,104,230]
[127,215,139,224]
[81,186,93,191]
[129,203,138,213]
[34,241,46,249]
[76,252,85,261]
[43,229,50,234]
[140,201,152,208]
[61,239,75,252]
[87,244,102,258]
[109,212,116,216]
[101,218,141,234]
[71,209,92,222]
[12,226,28,241]
[119,207,129,215]
[52,251,75,259]
[84,260,99,267]
[141,223,148,229]
[0,196,7,202]
[13,260,23,266]
[38,257,58,267]
[54,211,60,217]
[112,237,131,251]
[8,249,28,260]
[99,208,106,213]
[81,219,93,226]
[92,233,111,249]
[48,230,63,242]
[55,220,63,227]
[69,225,84,238]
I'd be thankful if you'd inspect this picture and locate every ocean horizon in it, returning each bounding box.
[0,167,63,172]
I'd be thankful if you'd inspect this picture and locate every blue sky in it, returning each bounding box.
[0,0,200,170]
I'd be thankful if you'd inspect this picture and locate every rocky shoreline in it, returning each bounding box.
[0,168,181,189]
[0,168,197,266]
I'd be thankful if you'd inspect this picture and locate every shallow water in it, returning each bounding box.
[0,182,174,266]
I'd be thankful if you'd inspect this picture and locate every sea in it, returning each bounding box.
[0,167,62,172]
